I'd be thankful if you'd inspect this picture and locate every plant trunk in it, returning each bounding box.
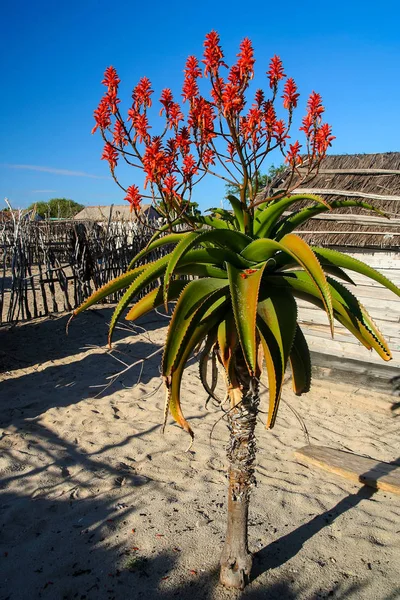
[220,356,259,589]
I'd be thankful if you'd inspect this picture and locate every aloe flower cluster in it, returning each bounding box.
[92,31,334,218]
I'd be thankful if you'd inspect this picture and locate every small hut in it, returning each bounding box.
[271,152,400,371]
[73,204,159,223]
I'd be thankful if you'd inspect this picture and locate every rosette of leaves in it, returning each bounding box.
[70,193,400,588]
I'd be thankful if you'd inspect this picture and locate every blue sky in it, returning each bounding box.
[1,0,399,211]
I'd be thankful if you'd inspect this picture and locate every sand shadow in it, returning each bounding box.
[0,482,374,600]
[0,307,167,373]
[251,456,400,583]
[0,335,163,429]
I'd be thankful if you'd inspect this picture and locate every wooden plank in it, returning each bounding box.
[293,187,400,202]
[298,168,400,176]
[345,284,398,301]
[297,304,399,325]
[299,229,400,236]
[297,292,400,313]
[298,308,400,341]
[301,332,400,366]
[345,274,400,289]
[295,445,400,495]
[304,213,400,226]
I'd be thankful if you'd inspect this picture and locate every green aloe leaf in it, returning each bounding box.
[125,280,187,322]
[256,315,283,429]
[269,252,356,285]
[162,278,229,376]
[199,328,221,403]
[217,311,238,377]
[327,276,392,361]
[319,265,356,285]
[273,200,388,239]
[227,195,245,233]
[195,214,232,229]
[270,271,391,360]
[257,289,297,427]
[180,248,252,269]
[163,231,201,308]
[243,234,334,336]
[163,229,252,307]
[163,292,228,442]
[312,247,400,298]
[241,237,284,262]
[108,254,171,346]
[207,207,236,226]
[72,263,148,317]
[279,234,334,336]
[128,232,190,270]
[226,263,266,376]
[175,263,228,278]
[254,194,331,238]
[289,325,312,395]
[145,217,190,248]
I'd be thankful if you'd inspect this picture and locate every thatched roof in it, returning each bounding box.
[269,152,400,249]
[73,204,159,222]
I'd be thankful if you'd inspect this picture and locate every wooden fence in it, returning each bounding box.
[0,216,162,325]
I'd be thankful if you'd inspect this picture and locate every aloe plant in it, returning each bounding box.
[70,32,400,589]
[71,192,400,587]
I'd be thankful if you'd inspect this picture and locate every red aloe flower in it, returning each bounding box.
[102,66,120,90]
[273,119,289,145]
[162,174,180,197]
[282,78,299,110]
[113,121,128,147]
[203,31,227,77]
[315,123,335,154]
[182,154,199,181]
[202,147,215,167]
[241,107,263,146]
[210,76,225,106]
[107,89,120,115]
[101,142,118,170]
[132,77,153,111]
[182,77,200,103]
[285,141,302,166]
[237,38,255,80]
[227,64,241,86]
[185,55,202,80]
[168,102,184,130]
[254,89,264,108]
[92,95,112,134]
[188,97,216,144]
[143,138,168,186]
[307,91,324,119]
[267,55,286,89]
[160,88,174,117]
[299,112,314,137]
[183,56,202,103]
[125,185,142,212]
[175,127,191,156]
[160,89,173,115]
[159,89,183,129]
[221,83,244,117]
[132,112,151,144]
[263,101,276,137]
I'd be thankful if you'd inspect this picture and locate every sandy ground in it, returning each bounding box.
[0,307,399,600]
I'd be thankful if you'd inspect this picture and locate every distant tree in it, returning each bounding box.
[29,198,84,219]
[30,201,50,218]
[224,164,287,202]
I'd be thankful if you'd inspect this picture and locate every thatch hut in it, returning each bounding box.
[73,204,159,223]
[270,152,400,373]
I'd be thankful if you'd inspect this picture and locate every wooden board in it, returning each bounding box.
[295,445,400,495]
